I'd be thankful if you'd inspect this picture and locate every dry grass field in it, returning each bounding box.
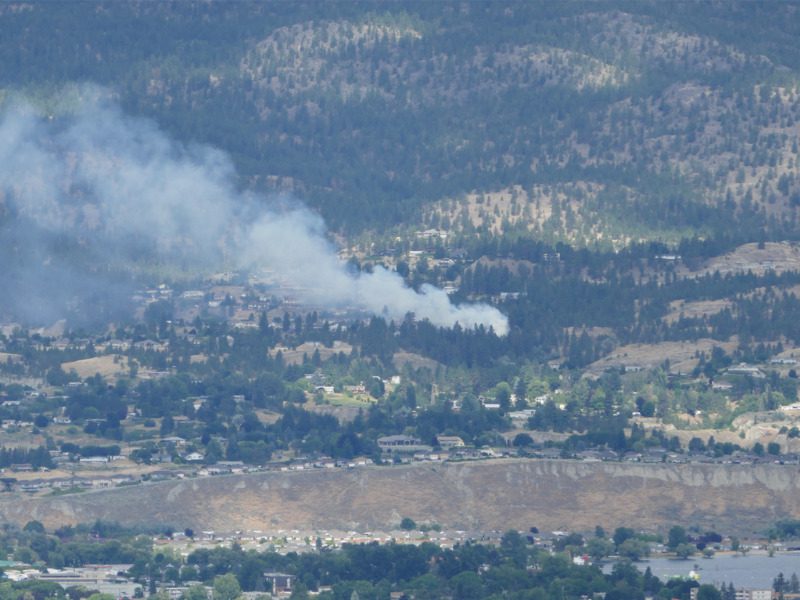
[61,355,132,380]
[587,338,739,375]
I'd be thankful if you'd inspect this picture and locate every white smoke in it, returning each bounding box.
[243,211,509,333]
[0,88,509,335]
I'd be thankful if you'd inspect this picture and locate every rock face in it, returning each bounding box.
[3,460,799,535]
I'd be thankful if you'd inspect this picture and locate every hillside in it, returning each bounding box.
[3,459,798,536]
[5,1,800,549]
[2,1,800,237]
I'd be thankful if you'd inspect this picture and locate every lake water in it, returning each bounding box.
[613,553,800,589]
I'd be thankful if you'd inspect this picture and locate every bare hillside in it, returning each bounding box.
[3,460,798,536]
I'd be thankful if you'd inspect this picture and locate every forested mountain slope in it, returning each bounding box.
[2,1,799,239]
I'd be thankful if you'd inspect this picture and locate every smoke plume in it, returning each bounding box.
[0,88,509,335]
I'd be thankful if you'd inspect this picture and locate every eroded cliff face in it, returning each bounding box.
[2,460,798,535]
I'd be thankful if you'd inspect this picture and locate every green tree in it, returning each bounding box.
[688,437,706,453]
[500,530,527,568]
[512,433,534,447]
[144,300,174,330]
[450,571,483,600]
[668,526,688,550]
[618,538,649,561]
[65,585,91,600]
[204,440,222,465]
[160,415,175,436]
[212,574,241,600]
[182,585,208,600]
[23,520,46,534]
[696,584,722,600]
[675,543,695,559]
[595,525,606,538]
[367,378,385,399]
[613,527,635,547]
[495,382,512,412]
[514,378,527,408]
[288,582,309,600]
[586,537,614,561]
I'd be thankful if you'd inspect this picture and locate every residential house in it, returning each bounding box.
[263,572,293,596]
[377,435,430,454]
[726,363,766,379]
[436,435,465,449]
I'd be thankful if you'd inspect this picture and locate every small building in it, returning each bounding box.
[159,436,187,446]
[34,564,140,598]
[377,435,430,454]
[691,589,773,600]
[726,363,766,379]
[736,591,773,600]
[162,587,191,600]
[263,572,293,596]
[436,435,465,449]
[770,357,797,365]
[508,409,536,424]
[79,456,109,465]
